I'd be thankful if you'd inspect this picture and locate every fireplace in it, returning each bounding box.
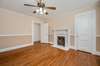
[53,29,69,50]
[57,36,65,46]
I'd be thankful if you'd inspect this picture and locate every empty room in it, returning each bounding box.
[0,0,100,66]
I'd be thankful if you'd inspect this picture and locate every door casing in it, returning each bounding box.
[32,21,48,44]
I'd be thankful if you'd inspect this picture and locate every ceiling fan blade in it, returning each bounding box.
[24,4,37,7]
[46,7,56,10]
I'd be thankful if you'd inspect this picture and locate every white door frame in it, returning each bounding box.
[32,20,42,44]
[74,10,96,52]
[32,21,48,44]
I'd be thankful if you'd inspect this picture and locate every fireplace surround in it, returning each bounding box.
[53,29,69,50]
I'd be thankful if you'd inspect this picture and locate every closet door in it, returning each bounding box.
[75,10,96,52]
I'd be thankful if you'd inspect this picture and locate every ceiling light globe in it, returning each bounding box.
[43,9,46,13]
[39,8,43,12]
[40,11,43,15]
[36,9,39,13]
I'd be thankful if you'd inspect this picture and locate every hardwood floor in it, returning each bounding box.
[0,43,99,66]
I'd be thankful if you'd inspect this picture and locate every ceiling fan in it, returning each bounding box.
[24,0,56,15]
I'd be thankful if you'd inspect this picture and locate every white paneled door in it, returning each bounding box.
[75,10,96,52]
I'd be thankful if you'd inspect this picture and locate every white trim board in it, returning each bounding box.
[48,42,54,44]
[70,47,100,56]
[0,43,33,53]
[0,34,32,37]
[67,46,100,56]
[92,51,100,56]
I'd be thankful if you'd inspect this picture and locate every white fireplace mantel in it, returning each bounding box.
[53,29,70,50]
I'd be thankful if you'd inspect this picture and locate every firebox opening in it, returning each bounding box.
[57,36,65,46]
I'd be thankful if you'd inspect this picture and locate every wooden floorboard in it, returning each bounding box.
[0,43,99,66]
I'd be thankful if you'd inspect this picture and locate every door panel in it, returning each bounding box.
[75,10,96,52]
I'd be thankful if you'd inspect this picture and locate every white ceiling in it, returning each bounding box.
[0,0,99,17]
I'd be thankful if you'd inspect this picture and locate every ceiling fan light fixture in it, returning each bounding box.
[35,7,47,15]
[24,0,56,16]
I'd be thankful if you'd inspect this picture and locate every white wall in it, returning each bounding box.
[0,8,41,35]
[0,8,43,49]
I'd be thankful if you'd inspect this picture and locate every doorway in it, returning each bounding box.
[32,22,48,44]
[75,10,96,52]
[34,23,41,43]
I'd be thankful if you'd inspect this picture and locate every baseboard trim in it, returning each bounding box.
[68,46,100,56]
[69,46,76,49]
[75,49,100,56]
[92,51,100,56]
[48,42,54,44]
[0,43,33,53]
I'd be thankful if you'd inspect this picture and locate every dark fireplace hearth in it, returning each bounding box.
[57,36,65,46]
